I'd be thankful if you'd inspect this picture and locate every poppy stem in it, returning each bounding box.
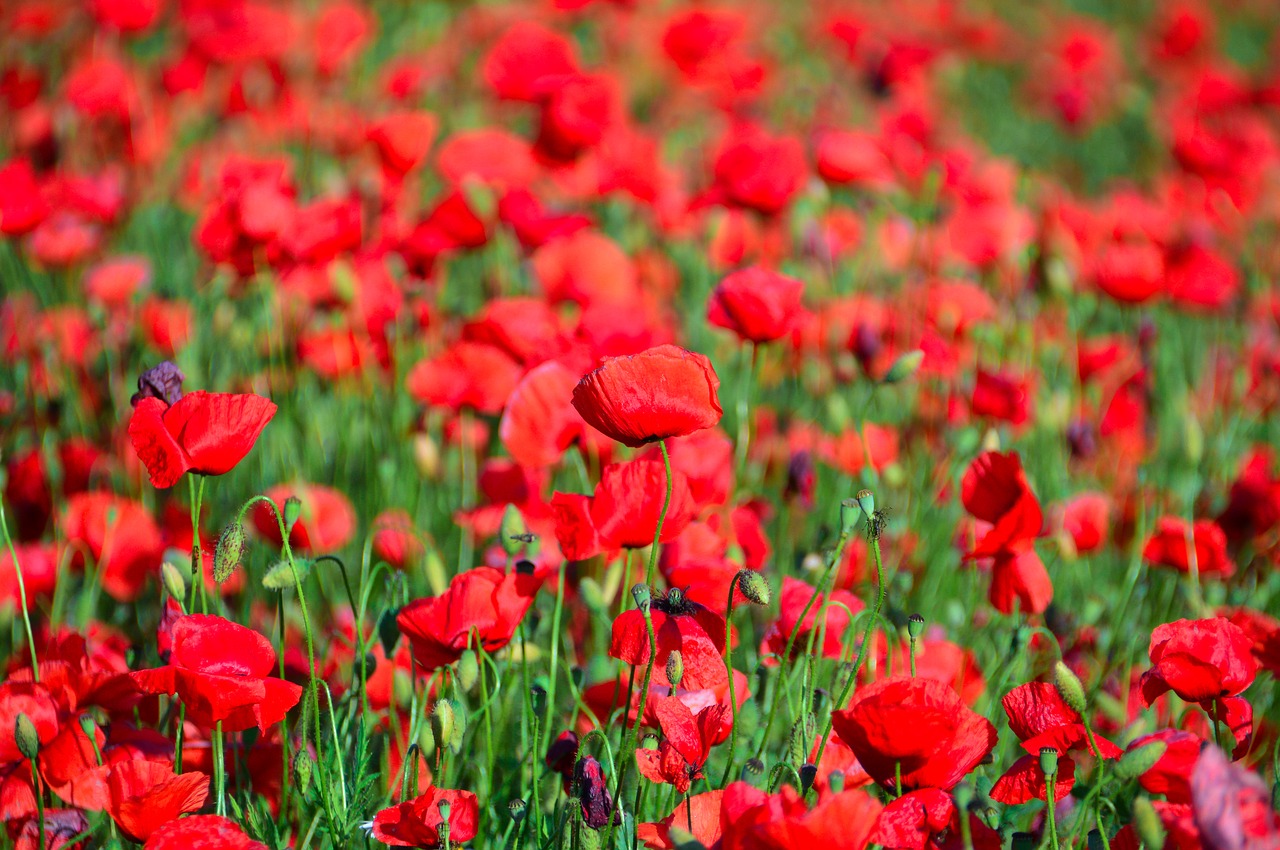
[734,341,757,478]
[1044,771,1059,850]
[0,501,40,682]
[214,720,226,816]
[607,599,657,849]
[29,757,43,850]
[718,573,742,787]
[643,441,673,591]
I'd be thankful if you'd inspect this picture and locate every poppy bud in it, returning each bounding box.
[789,714,814,766]
[665,651,684,688]
[432,700,455,749]
[881,349,924,384]
[632,583,651,612]
[14,713,39,760]
[294,748,314,795]
[799,763,817,794]
[1053,661,1088,716]
[953,783,974,812]
[509,799,527,822]
[906,613,926,639]
[828,770,846,793]
[417,721,436,755]
[161,560,187,600]
[413,433,440,479]
[456,650,479,692]
[424,547,448,595]
[1183,416,1203,466]
[1132,797,1165,850]
[214,521,245,583]
[283,497,302,534]
[501,504,529,558]
[737,570,770,606]
[1038,747,1059,777]
[1115,740,1167,781]
[262,557,310,590]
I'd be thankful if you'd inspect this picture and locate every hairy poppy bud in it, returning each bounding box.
[632,583,651,612]
[1115,740,1168,781]
[447,702,468,753]
[907,613,926,639]
[737,570,770,606]
[14,713,39,760]
[456,650,479,692]
[432,700,455,750]
[828,769,845,793]
[881,349,924,384]
[294,747,314,794]
[665,651,684,688]
[161,560,187,600]
[1053,661,1088,716]
[1039,747,1059,777]
[1132,797,1165,850]
[214,521,245,584]
[501,504,529,558]
[283,497,302,534]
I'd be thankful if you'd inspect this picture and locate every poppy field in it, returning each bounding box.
[4,0,1280,848]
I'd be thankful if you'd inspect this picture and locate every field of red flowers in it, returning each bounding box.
[3,0,1280,848]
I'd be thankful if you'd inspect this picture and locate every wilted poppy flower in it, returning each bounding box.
[610,587,727,690]
[370,787,479,847]
[7,808,89,850]
[132,614,303,732]
[961,451,1043,559]
[707,266,805,344]
[831,676,997,791]
[144,814,268,849]
[571,345,722,448]
[128,389,277,489]
[105,760,209,842]
[574,756,616,828]
[396,566,541,671]
[1143,517,1235,578]
[635,695,731,793]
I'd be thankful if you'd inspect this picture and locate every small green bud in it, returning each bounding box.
[293,748,314,795]
[1115,741,1168,781]
[665,651,684,688]
[828,770,846,794]
[262,557,311,590]
[1053,661,1088,716]
[456,650,479,692]
[14,713,40,760]
[432,700,455,750]
[1133,797,1165,850]
[907,613,926,639]
[161,561,187,601]
[952,783,974,813]
[214,521,245,584]
[417,721,436,755]
[283,496,302,534]
[632,584,651,612]
[881,349,924,384]
[447,702,468,754]
[1038,747,1059,777]
[501,504,529,558]
[737,570,770,606]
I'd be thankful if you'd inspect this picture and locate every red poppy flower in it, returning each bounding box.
[144,814,268,849]
[760,576,863,663]
[635,695,731,793]
[131,614,303,732]
[62,492,164,602]
[707,266,805,344]
[571,345,722,448]
[971,370,1031,426]
[871,789,955,850]
[1140,617,1257,707]
[396,566,541,671]
[1143,517,1235,578]
[405,341,523,416]
[709,125,807,216]
[105,760,209,842]
[753,785,885,848]
[637,787,728,849]
[500,361,593,469]
[999,682,1123,759]
[371,787,479,847]
[831,676,997,791]
[129,390,276,489]
[988,548,1054,615]
[551,457,697,561]
[610,588,727,690]
[482,21,578,103]
[960,451,1043,558]
[251,483,357,553]
[1220,607,1280,675]
[1057,492,1110,554]
[989,754,1076,805]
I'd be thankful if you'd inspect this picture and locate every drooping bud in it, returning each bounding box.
[632,584,651,613]
[574,756,615,829]
[881,350,924,384]
[737,570,770,606]
[1115,741,1168,781]
[456,650,479,692]
[1133,797,1165,850]
[665,651,684,688]
[161,560,187,600]
[579,577,606,614]
[14,713,40,760]
[906,613,926,639]
[1053,661,1088,717]
[214,521,245,584]
[501,504,529,558]
[283,497,302,535]
[1039,747,1059,777]
[446,701,467,753]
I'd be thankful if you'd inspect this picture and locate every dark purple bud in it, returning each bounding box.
[574,756,615,830]
[130,361,185,407]
[851,323,882,368]
[785,450,816,508]
[1066,420,1096,460]
[545,730,579,778]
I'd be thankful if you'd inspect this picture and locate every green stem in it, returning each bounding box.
[607,604,657,849]
[1045,772,1059,850]
[30,758,44,849]
[643,441,673,591]
[214,721,226,816]
[0,502,40,681]
[718,574,742,787]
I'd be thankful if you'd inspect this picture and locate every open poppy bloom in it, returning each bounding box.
[370,787,479,847]
[707,266,805,344]
[144,814,268,849]
[1143,517,1235,578]
[128,386,276,489]
[396,566,542,671]
[105,760,210,842]
[635,695,732,793]
[831,676,997,792]
[131,614,302,732]
[961,451,1043,559]
[571,344,722,448]
[871,788,1002,850]
[610,587,728,690]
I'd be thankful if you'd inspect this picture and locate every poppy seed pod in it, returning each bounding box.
[509,799,527,822]
[14,712,39,760]
[856,489,876,519]
[632,583,652,612]
[1039,747,1059,776]
[436,799,452,823]
[907,613,926,639]
[840,498,861,536]
[828,769,846,793]
[737,570,770,606]
[1053,661,1088,715]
